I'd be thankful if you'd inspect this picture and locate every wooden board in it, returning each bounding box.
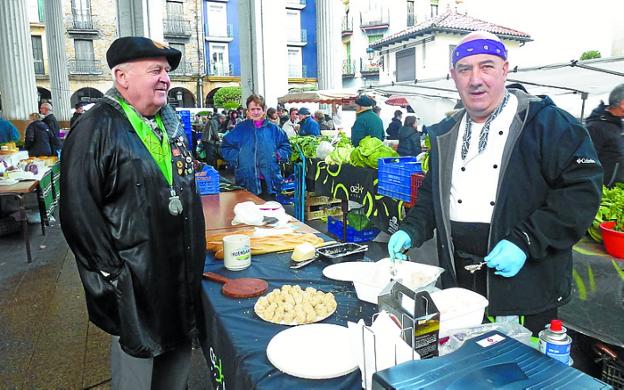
[208,233,325,259]
[203,272,268,298]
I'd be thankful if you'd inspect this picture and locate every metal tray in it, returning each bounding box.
[316,242,368,260]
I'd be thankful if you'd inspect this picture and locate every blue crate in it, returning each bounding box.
[327,216,380,243]
[275,193,294,205]
[196,166,220,195]
[377,157,422,202]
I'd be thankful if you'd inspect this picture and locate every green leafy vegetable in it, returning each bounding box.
[350,136,399,168]
[589,183,624,242]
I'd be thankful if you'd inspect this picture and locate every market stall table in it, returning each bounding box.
[200,245,376,390]
[0,180,39,263]
[201,190,316,234]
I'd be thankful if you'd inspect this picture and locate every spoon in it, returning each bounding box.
[464,262,487,274]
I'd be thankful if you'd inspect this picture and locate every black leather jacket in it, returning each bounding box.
[59,91,206,358]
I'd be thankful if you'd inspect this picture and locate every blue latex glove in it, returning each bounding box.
[388,230,412,260]
[484,240,527,277]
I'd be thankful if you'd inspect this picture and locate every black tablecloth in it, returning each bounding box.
[305,159,405,233]
[200,241,377,390]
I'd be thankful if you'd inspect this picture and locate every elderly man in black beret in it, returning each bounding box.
[351,94,384,146]
[59,36,206,389]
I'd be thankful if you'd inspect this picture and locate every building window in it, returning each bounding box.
[72,39,98,73]
[166,0,183,17]
[71,0,93,29]
[287,48,303,78]
[209,43,230,76]
[37,0,45,22]
[32,36,45,75]
[367,34,384,44]
[286,10,301,43]
[170,43,186,73]
[207,2,227,37]
[396,47,415,82]
[407,0,415,26]
[430,0,439,18]
[449,44,457,68]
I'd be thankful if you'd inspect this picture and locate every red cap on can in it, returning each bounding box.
[550,319,563,331]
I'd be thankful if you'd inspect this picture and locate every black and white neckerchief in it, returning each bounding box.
[461,91,510,161]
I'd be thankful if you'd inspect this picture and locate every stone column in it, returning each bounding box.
[316,0,343,90]
[43,0,72,121]
[238,0,288,108]
[0,0,39,122]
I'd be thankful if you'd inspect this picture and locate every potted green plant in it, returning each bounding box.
[589,183,624,258]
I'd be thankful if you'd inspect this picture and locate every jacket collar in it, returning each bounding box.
[102,87,185,139]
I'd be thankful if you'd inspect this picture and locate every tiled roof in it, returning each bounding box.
[369,10,532,50]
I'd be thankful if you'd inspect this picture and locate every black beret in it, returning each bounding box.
[106,36,182,70]
[355,95,376,107]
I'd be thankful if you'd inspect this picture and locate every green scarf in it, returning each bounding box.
[118,99,173,186]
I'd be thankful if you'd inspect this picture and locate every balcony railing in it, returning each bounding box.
[342,60,356,76]
[360,60,380,75]
[341,17,353,36]
[71,8,94,30]
[360,10,390,29]
[207,24,233,39]
[68,59,102,75]
[286,0,306,9]
[207,62,233,77]
[164,18,191,37]
[169,62,194,76]
[287,29,307,45]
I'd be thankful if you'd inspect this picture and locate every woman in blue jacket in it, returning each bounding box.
[221,94,291,199]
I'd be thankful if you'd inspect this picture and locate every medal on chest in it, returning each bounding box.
[168,187,183,216]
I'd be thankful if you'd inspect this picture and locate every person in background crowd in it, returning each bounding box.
[314,110,334,130]
[586,83,624,187]
[397,115,421,157]
[226,110,242,131]
[39,102,61,139]
[387,30,602,336]
[221,94,291,200]
[60,37,206,390]
[386,110,403,140]
[199,113,224,166]
[0,114,20,143]
[267,107,281,126]
[282,107,298,138]
[351,95,384,146]
[277,105,289,126]
[372,106,381,116]
[24,113,61,156]
[297,107,320,136]
[70,102,85,127]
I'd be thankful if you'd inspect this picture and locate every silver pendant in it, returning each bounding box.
[168,195,183,215]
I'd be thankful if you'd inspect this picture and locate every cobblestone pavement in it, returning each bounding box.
[0,216,211,389]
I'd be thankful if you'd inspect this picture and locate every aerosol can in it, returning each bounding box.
[538,319,572,365]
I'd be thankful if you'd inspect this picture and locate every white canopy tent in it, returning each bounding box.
[369,56,624,126]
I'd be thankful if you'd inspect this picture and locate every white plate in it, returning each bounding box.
[322,261,376,282]
[266,323,358,380]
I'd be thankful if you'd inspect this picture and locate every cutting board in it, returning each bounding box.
[208,233,325,260]
[203,272,268,298]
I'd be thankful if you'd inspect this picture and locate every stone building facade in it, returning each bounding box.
[32,0,205,109]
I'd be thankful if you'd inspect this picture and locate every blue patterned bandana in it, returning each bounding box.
[452,39,507,66]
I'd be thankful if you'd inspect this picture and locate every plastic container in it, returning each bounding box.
[430,288,489,338]
[377,157,422,202]
[327,216,380,243]
[353,258,444,304]
[316,242,368,263]
[600,221,624,259]
[196,165,220,195]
